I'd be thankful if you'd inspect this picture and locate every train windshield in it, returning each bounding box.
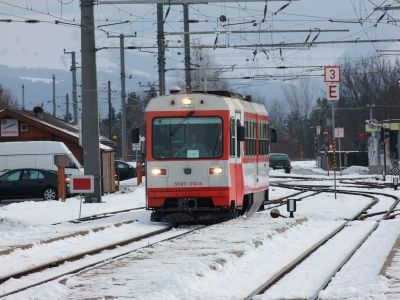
[152,116,223,159]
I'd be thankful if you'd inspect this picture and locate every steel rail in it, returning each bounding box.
[0,225,198,298]
[246,186,400,299]
[51,206,146,225]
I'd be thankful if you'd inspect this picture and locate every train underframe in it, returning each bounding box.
[149,190,269,224]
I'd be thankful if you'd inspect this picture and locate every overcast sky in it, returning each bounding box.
[1,0,399,108]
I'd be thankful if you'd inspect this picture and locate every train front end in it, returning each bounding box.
[145,93,234,223]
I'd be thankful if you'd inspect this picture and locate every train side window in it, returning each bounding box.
[245,120,256,156]
[244,120,249,156]
[259,123,267,155]
[230,118,235,157]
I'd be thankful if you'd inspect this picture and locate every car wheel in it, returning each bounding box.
[42,186,57,200]
[285,168,291,174]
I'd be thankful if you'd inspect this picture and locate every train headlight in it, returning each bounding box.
[181,98,193,107]
[209,167,223,175]
[151,168,167,176]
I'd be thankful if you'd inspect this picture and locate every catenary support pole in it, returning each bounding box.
[107,34,136,159]
[80,0,101,203]
[22,84,25,110]
[65,93,69,121]
[52,74,56,117]
[71,52,78,124]
[120,34,128,160]
[108,80,112,140]
[64,50,79,124]
[183,4,191,92]
[157,3,166,95]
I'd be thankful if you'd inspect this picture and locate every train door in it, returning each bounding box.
[235,111,244,205]
[256,114,260,185]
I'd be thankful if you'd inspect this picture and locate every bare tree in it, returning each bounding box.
[0,85,18,110]
[173,45,230,91]
[283,78,315,120]
[338,57,400,150]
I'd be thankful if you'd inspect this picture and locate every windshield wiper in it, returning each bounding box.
[170,110,194,137]
[212,125,221,156]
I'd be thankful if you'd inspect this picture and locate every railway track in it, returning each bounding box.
[246,184,399,300]
[51,206,147,225]
[3,178,397,299]
[0,224,209,298]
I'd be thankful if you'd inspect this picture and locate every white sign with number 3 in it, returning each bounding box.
[324,66,341,83]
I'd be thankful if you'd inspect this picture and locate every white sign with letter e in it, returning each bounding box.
[327,83,340,101]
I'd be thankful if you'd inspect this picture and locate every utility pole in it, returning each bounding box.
[81,0,101,203]
[52,74,56,117]
[183,4,191,92]
[65,93,70,122]
[22,84,25,110]
[108,80,112,140]
[157,3,166,95]
[64,50,79,124]
[120,34,127,160]
[107,34,136,160]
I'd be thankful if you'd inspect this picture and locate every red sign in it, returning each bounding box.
[324,66,341,83]
[327,83,340,101]
[70,176,94,193]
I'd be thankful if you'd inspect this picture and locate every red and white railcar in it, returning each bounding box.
[145,91,276,222]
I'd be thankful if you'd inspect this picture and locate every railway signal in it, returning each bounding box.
[393,176,399,190]
[287,199,297,218]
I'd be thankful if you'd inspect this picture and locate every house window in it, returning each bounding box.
[20,123,29,132]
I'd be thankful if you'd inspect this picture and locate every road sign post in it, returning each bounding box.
[324,65,341,149]
[54,154,73,202]
[332,139,337,199]
[70,176,95,219]
[335,128,344,175]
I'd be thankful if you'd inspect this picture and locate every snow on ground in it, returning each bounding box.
[259,220,379,299]
[10,216,346,300]
[320,220,400,299]
[1,161,399,299]
[0,181,145,248]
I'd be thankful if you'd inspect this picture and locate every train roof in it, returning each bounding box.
[146,92,268,116]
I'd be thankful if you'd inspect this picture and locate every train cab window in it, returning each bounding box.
[152,117,223,159]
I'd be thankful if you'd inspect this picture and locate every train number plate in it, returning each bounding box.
[174,181,203,187]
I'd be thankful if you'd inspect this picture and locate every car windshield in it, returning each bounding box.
[152,117,222,159]
[270,154,288,161]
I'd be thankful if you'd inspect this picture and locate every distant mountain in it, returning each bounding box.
[0,64,155,119]
[1,63,325,119]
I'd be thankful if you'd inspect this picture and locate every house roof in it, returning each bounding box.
[0,109,114,150]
